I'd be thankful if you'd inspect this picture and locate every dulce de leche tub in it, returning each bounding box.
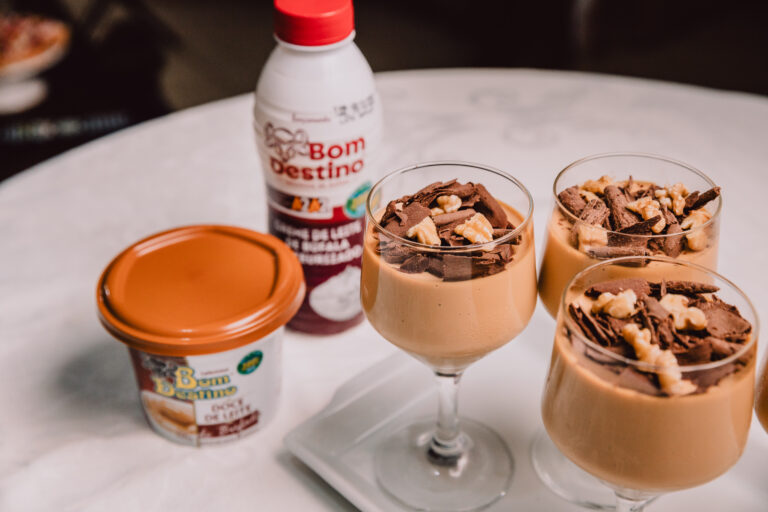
[97,225,304,446]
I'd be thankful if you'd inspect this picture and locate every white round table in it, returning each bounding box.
[2,69,767,511]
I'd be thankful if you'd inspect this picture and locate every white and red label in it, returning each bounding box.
[254,93,381,333]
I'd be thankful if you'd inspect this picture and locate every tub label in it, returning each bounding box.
[128,330,282,446]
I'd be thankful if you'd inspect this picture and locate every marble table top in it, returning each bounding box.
[2,69,767,511]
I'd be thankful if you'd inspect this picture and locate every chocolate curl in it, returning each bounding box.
[687,187,721,212]
[558,186,587,217]
[604,185,640,230]
[586,278,651,298]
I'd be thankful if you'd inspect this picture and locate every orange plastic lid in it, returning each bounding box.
[97,225,305,356]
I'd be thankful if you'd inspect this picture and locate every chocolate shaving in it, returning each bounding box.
[379,244,413,264]
[641,296,671,320]
[688,187,721,212]
[636,305,658,343]
[663,222,684,258]
[663,281,719,296]
[492,228,515,239]
[441,254,474,281]
[587,246,649,259]
[604,185,639,230]
[433,209,476,226]
[699,299,752,341]
[708,337,740,359]
[399,255,430,274]
[426,256,444,278]
[558,186,587,217]
[579,199,610,226]
[673,340,712,365]
[379,196,411,226]
[687,363,736,391]
[656,317,677,347]
[473,183,508,228]
[617,367,662,396]
[586,278,651,298]
[684,191,700,211]
[383,203,431,237]
[618,215,661,235]
[569,304,613,346]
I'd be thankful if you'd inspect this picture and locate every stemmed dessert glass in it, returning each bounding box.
[533,153,722,509]
[361,161,536,511]
[541,256,758,512]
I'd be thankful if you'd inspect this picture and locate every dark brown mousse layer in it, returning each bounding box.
[374,180,521,282]
[558,178,720,258]
[567,278,753,396]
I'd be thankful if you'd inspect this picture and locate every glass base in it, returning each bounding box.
[375,418,513,511]
[531,428,617,511]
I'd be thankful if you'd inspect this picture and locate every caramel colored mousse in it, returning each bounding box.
[538,176,721,317]
[361,180,536,372]
[542,278,755,493]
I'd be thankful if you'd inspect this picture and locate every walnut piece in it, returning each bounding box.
[430,207,445,216]
[576,223,608,252]
[581,175,614,195]
[579,189,600,203]
[659,294,707,330]
[436,194,461,213]
[622,323,697,396]
[668,182,689,216]
[592,290,637,318]
[395,202,404,211]
[680,208,712,251]
[406,216,441,245]
[454,213,494,244]
[626,196,666,233]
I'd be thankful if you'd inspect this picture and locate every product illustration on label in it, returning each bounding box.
[265,122,309,162]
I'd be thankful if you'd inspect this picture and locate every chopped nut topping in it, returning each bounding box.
[430,207,445,216]
[668,182,689,216]
[576,223,608,251]
[395,202,403,211]
[625,179,644,197]
[436,194,462,213]
[622,323,697,396]
[659,294,708,330]
[406,216,441,245]
[579,189,600,203]
[581,175,614,195]
[454,213,494,244]
[680,208,712,251]
[592,289,637,318]
[626,196,666,234]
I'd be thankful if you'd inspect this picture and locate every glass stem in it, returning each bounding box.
[427,371,465,465]
[615,494,648,512]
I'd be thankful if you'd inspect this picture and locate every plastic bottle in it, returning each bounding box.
[254,0,382,334]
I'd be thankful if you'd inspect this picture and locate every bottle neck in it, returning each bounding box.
[274,31,356,53]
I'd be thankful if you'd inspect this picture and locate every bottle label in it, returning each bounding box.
[255,92,381,333]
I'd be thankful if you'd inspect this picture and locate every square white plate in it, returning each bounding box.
[285,331,768,511]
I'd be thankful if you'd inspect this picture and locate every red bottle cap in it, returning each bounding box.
[274,0,355,46]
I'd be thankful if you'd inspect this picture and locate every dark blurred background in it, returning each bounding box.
[1,0,767,181]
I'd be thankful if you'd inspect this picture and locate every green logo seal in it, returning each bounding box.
[237,350,263,375]
[345,181,371,218]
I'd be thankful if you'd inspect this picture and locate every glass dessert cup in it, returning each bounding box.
[756,352,768,434]
[533,152,722,510]
[541,256,758,512]
[361,161,536,511]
